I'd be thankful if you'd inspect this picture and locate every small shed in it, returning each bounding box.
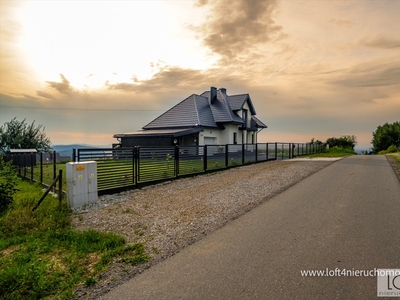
[8,149,37,167]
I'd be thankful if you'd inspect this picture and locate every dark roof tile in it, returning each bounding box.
[142,88,265,130]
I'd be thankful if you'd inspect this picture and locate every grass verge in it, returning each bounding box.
[386,152,400,181]
[297,146,357,158]
[0,179,150,299]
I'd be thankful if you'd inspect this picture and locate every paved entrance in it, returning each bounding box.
[101,156,400,300]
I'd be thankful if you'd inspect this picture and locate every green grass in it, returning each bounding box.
[386,152,400,179]
[19,163,67,188]
[297,146,357,158]
[0,179,150,299]
[388,152,400,162]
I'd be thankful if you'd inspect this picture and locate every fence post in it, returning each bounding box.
[30,153,34,181]
[53,151,56,180]
[275,142,277,160]
[225,144,229,167]
[175,145,179,177]
[58,169,63,206]
[203,145,207,171]
[255,143,258,162]
[23,154,27,178]
[242,143,245,165]
[137,147,141,183]
[40,152,43,184]
[132,148,136,186]
[282,144,284,160]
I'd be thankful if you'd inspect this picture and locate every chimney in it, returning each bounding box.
[210,86,217,104]
[220,88,226,94]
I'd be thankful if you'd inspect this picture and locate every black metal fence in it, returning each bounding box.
[75,142,325,194]
[3,151,67,195]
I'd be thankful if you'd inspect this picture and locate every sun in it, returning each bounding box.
[13,0,214,92]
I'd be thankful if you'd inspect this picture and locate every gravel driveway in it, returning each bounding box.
[72,159,337,299]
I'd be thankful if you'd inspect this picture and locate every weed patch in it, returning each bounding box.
[0,180,150,299]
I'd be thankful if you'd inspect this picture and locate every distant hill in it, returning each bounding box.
[52,144,111,157]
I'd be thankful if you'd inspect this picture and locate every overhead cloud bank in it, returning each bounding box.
[1,0,400,148]
[195,0,282,60]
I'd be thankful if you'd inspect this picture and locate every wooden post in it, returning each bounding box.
[32,175,59,212]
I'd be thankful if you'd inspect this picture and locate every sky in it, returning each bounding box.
[1,0,399,149]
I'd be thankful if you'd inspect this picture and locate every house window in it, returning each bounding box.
[251,134,254,144]
[233,132,237,144]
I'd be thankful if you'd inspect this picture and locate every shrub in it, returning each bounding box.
[0,156,18,212]
[327,146,356,154]
[377,144,399,155]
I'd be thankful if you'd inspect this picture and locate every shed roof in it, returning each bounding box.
[114,127,203,138]
[9,149,37,153]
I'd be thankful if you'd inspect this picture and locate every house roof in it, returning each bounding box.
[142,95,218,129]
[143,87,265,131]
[251,116,268,128]
[199,90,244,124]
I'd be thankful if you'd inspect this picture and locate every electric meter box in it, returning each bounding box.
[66,161,98,208]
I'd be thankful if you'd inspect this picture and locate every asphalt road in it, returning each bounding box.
[100,156,400,300]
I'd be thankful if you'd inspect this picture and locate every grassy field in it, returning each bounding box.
[298,146,357,158]
[20,162,67,188]
[0,179,150,299]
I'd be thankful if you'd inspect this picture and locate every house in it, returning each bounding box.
[113,87,267,147]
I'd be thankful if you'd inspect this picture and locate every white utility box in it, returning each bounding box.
[66,161,98,208]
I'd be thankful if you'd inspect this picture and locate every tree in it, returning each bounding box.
[372,121,400,153]
[326,135,357,149]
[0,118,52,153]
[310,138,323,145]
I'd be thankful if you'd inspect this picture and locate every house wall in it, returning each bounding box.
[199,127,222,145]
[241,102,251,128]
[223,124,239,144]
[198,124,257,145]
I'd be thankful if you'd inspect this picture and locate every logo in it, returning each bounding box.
[377,269,400,297]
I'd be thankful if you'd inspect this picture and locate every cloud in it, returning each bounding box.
[46,74,73,95]
[106,65,238,95]
[328,18,355,28]
[36,91,56,100]
[194,0,282,59]
[330,61,400,88]
[358,35,400,49]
